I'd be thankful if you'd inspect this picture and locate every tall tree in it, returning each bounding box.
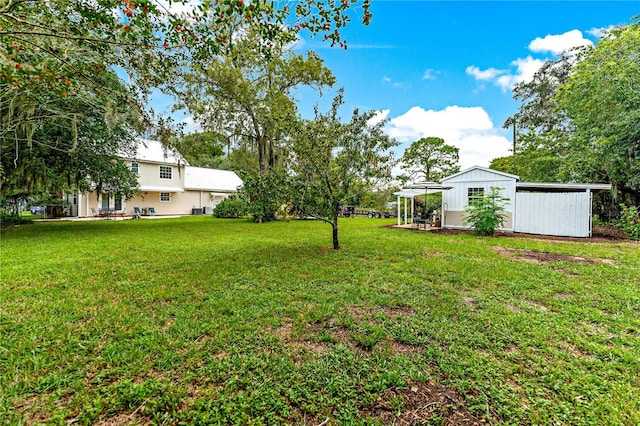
[401,137,459,182]
[181,31,336,172]
[556,21,640,201]
[291,90,397,249]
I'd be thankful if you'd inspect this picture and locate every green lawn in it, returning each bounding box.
[1,217,639,425]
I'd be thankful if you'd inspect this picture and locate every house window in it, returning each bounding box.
[467,187,484,204]
[130,162,139,173]
[160,192,171,202]
[114,194,123,210]
[159,166,172,179]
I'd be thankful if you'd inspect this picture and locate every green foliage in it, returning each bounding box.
[556,22,640,198]
[489,146,563,182]
[401,137,460,182]
[618,204,640,240]
[464,187,510,236]
[213,196,248,218]
[239,169,290,222]
[0,34,142,199]
[0,208,23,226]
[173,131,227,169]
[359,188,397,212]
[291,89,398,249]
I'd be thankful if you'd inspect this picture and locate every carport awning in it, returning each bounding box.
[139,185,184,192]
[402,181,453,191]
[517,182,611,192]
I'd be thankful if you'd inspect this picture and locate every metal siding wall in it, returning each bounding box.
[442,180,515,212]
[514,192,590,237]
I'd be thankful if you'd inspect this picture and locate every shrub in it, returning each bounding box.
[464,186,510,236]
[213,196,248,218]
[618,204,640,240]
[239,169,290,223]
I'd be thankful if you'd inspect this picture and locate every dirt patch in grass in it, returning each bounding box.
[526,301,549,312]
[94,414,141,426]
[13,395,51,425]
[380,305,416,318]
[276,306,421,355]
[556,293,574,300]
[426,227,629,243]
[502,303,521,313]
[562,341,590,359]
[360,379,480,425]
[462,296,477,311]
[493,246,614,265]
[387,340,420,355]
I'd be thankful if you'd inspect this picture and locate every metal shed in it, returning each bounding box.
[440,166,611,238]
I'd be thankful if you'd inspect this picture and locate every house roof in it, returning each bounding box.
[441,165,520,182]
[184,167,243,192]
[129,138,189,166]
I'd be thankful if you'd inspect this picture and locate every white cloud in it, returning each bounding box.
[467,29,595,91]
[386,105,511,171]
[528,29,593,55]
[465,66,505,81]
[181,116,201,134]
[495,56,546,91]
[382,76,392,83]
[422,69,439,80]
[587,26,614,39]
[367,109,390,126]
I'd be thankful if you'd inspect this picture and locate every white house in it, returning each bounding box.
[440,166,611,238]
[72,139,243,217]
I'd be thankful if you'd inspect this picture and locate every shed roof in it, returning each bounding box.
[441,165,519,182]
[184,166,243,192]
[517,182,612,192]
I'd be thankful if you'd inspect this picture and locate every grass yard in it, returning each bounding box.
[1,217,639,425]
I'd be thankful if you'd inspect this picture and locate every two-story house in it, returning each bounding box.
[72,139,243,217]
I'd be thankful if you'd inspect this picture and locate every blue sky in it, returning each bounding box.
[161,1,639,173]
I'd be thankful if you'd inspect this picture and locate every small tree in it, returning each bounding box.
[291,90,397,249]
[464,187,510,236]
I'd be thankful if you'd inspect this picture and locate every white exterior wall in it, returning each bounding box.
[136,161,184,190]
[442,168,516,230]
[514,192,591,237]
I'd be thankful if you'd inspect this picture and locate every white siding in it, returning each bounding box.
[443,180,515,212]
[443,168,515,183]
[514,192,591,237]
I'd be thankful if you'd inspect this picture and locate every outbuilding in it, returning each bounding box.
[440,166,611,238]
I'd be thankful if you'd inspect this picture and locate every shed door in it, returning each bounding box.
[514,192,591,237]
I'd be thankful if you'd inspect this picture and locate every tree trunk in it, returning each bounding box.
[332,219,340,250]
[258,137,268,172]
